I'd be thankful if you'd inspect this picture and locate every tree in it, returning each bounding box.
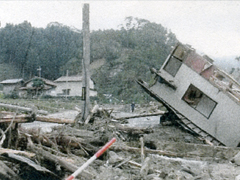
[0,17,178,103]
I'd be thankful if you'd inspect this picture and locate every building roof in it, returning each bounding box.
[20,77,57,90]
[0,79,24,84]
[54,75,83,82]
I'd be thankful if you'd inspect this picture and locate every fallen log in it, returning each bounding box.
[140,157,151,178]
[111,111,165,120]
[54,126,94,138]
[111,124,153,134]
[23,132,98,156]
[109,152,162,177]
[36,115,74,124]
[27,137,94,180]
[0,148,35,158]
[0,114,34,123]
[2,153,59,179]
[0,160,22,180]
[114,156,132,168]
[140,137,145,164]
[110,144,178,157]
[85,104,100,124]
[0,103,48,115]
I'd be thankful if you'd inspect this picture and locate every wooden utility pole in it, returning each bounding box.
[81,4,90,122]
[37,66,41,77]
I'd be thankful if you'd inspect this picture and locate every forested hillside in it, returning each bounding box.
[0,17,178,103]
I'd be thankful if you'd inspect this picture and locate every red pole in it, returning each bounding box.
[65,138,116,180]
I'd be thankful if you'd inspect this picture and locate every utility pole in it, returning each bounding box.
[81,4,90,123]
[37,66,41,77]
[66,70,69,99]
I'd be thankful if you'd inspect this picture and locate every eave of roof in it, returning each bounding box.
[54,75,82,82]
[0,79,24,84]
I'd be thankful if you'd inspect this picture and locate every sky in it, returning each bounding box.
[0,1,239,62]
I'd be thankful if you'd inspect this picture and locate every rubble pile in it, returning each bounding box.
[1,103,240,180]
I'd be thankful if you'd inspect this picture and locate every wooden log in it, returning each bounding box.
[0,114,34,123]
[54,127,94,138]
[114,156,132,168]
[140,137,145,164]
[112,154,161,174]
[140,157,151,177]
[85,104,100,124]
[110,145,178,157]
[0,160,22,180]
[0,148,35,158]
[111,124,153,134]
[36,115,74,124]
[115,155,142,168]
[0,103,48,115]
[26,132,98,155]
[2,152,59,179]
[111,111,165,120]
[27,137,94,180]
[0,129,6,147]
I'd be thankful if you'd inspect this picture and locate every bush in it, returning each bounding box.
[3,91,19,99]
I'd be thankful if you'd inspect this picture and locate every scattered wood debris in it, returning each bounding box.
[0,102,240,179]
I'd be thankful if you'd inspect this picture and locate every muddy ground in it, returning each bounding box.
[2,102,240,180]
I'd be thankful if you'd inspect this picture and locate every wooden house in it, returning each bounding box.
[19,77,56,98]
[0,79,24,95]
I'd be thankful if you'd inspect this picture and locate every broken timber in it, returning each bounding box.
[0,114,34,123]
[111,111,165,121]
[36,115,74,124]
[0,103,48,115]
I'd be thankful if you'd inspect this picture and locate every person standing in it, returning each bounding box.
[131,102,135,112]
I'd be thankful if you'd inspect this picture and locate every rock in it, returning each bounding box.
[232,151,240,165]
[96,166,127,180]
[146,174,163,180]
[108,151,121,164]
[236,174,240,180]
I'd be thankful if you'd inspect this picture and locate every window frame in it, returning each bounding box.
[182,84,217,119]
[163,56,182,77]
[62,89,70,95]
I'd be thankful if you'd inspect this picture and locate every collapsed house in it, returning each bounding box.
[137,43,240,147]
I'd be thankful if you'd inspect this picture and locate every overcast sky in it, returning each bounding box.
[0,1,239,61]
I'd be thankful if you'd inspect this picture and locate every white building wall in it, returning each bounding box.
[55,80,97,97]
[152,64,240,147]
[3,85,16,94]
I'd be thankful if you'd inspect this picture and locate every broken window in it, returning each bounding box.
[182,84,217,118]
[163,45,185,77]
[172,44,186,60]
[163,57,182,77]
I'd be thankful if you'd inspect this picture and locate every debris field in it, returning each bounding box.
[0,102,240,180]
